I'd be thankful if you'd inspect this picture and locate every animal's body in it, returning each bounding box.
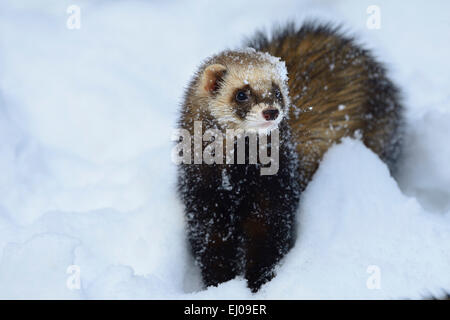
[177,23,403,292]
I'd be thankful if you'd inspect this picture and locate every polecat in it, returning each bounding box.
[176,23,403,292]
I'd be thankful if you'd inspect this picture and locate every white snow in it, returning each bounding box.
[0,0,449,299]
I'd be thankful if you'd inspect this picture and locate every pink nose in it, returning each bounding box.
[262,109,279,121]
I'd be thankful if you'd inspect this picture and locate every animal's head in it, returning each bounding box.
[195,49,290,132]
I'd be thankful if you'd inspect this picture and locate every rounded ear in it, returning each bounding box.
[200,64,227,94]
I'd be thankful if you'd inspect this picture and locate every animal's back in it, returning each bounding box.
[248,23,403,188]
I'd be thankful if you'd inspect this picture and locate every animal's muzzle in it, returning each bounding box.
[262,109,279,121]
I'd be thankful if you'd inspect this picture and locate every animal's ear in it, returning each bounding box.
[200,64,227,94]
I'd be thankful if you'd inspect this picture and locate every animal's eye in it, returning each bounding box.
[236,91,248,102]
[275,88,282,100]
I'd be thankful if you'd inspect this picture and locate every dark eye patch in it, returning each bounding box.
[231,86,253,119]
[272,83,283,102]
[236,90,248,102]
[275,88,282,100]
[231,85,252,104]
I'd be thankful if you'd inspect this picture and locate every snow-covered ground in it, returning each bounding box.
[0,0,449,299]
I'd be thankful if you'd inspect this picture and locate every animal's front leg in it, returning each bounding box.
[190,228,241,288]
[242,201,297,292]
[185,190,242,289]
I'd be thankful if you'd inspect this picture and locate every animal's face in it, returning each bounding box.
[197,51,290,132]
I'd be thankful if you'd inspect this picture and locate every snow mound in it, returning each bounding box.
[263,139,450,299]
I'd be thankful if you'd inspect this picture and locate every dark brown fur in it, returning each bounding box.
[247,22,403,188]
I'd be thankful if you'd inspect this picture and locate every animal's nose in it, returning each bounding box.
[262,109,279,121]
